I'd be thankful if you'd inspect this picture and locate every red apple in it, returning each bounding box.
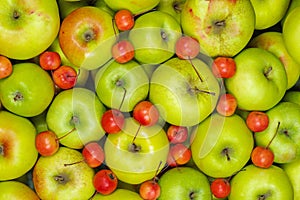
[139,180,161,200]
[93,169,118,195]
[101,109,125,134]
[216,93,238,116]
[167,143,192,166]
[52,65,77,90]
[35,130,59,157]
[175,36,200,60]
[0,55,12,79]
[133,101,160,126]
[39,51,61,71]
[167,125,188,144]
[210,178,231,199]
[212,56,236,78]
[246,111,269,132]
[114,9,135,31]
[82,142,105,168]
[111,40,135,63]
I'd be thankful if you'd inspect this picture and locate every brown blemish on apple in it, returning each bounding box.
[13,91,24,102]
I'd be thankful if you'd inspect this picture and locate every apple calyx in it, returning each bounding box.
[12,10,21,20]
[129,124,142,153]
[53,174,69,185]
[258,191,271,200]
[213,20,226,34]
[0,145,4,156]
[83,30,95,43]
[173,1,184,13]
[263,66,273,78]
[13,91,23,102]
[222,148,231,161]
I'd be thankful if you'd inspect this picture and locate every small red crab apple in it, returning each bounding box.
[175,35,200,59]
[211,56,236,78]
[133,100,160,126]
[52,65,77,89]
[139,179,161,200]
[111,40,135,63]
[167,143,192,167]
[246,111,269,132]
[39,51,61,71]
[35,130,60,157]
[216,93,238,117]
[167,125,188,144]
[210,178,231,199]
[93,169,118,195]
[101,109,125,134]
[0,55,12,79]
[114,9,135,31]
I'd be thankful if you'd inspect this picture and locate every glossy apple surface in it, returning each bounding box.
[0,111,38,181]
[191,113,254,178]
[103,0,160,14]
[0,63,55,117]
[0,181,39,199]
[281,158,300,199]
[92,188,142,200]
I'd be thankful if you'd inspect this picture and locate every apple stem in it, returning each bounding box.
[189,87,216,96]
[152,160,163,182]
[129,124,142,152]
[64,159,84,167]
[118,85,127,110]
[266,121,280,149]
[264,66,273,78]
[56,127,76,141]
[188,57,203,82]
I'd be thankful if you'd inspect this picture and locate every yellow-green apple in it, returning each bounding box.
[157,0,187,23]
[48,37,90,87]
[0,0,60,60]
[57,0,88,19]
[0,181,39,199]
[281,0,300,25]
[181,0,255,57]
[0,62,55,117]
[46,88,106,149]
[30,110,48,133]
[104,117,169,185]
[128,10,182,64]
[248,31,300,89]
[254,102,300,164]
[281,158,300,199]
[92,0,115,16]
[103,0,160,14]
[149,57,220,126]
[191,113,254,178]
[33,147,95,200]
[283,7,300,65]
[94,60,149,112]
[92,189,142,200]
[0,111,38,181]
[229,164,293,199]
[225,48,287,111]
[249,0,290,30]
[158,167,212,200]
[282,91,300,106]
[59,6,117,70]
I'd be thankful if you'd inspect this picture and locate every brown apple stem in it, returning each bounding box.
[117,84,127,110]
[188,57,203,82]
[189,87,216,96]
[152,160,163,182]
[129,124,142,152]
[266,121,280,149]
[56,127,76,141]
[264,66,273,78]
[111,18,119,41]
[64,159,84,167]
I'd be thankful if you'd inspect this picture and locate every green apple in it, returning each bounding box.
[0,0,60,60]
[57,0,88,19]
[33,147,95,200]
[254,101,300,164]
[59,6,117,70]
[281,158,300,199]
[158,167,212,200]
[191,113,254,178]
[46,87,106,149]
[94,60,149,112]
[103,0,160,14]
[92,189,142,200]
[249,0,290,30]
[157,0,187,23]
[283,7,300,65]
[92,0,115,16]
[248,31,300,89]
[48,37,90,87]
[30,110,48,133]
[0,111,38,181]
[104,117,169,185]
[229,164,293,199]
[128,10,182,64]
[0,181,39,199]
[149,57,220,126]
[281,0,300,25]
[0,62,55,117]
[225,48,287,111]
[181,0,255,57]
[282,91,300,106]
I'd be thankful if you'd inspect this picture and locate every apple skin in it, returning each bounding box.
[0,181,39,199]
[0,111,38,181]
[0,0,60,60]
[283,7,300,65]
[282,91,300,106]
[59,6,117,70]
[158,167,212,200]
[225,47,287,111]
[46,88,106,149]
[249,0,290,30]
[157,0,187,23]
[248,31,300,89]
[149,57,220,126]
[281,0,300,25]
[104,117,169,185]
[94,60,149,112]
[92,188,143,200]
[128,10,182,64]
[0,62,55,117]
[33,147,95,200]
[254,102,300,164]
[181,0,255,57]
[57,0,88,19]
[191,113,254,178]
[281,158,300,199]
[103,0,160,14]
[229,164,293,199]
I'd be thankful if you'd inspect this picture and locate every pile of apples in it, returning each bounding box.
[1,0,300,199]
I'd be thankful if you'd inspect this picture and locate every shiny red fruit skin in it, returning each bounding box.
[216,93,237,116]
[101,109,125,134]
[168,143,192,166]
[0,55,13,79]
[39,51,61,71]
[167,125,188,144]
[35,130,59,156]
[112,40,135,63]
[139,180,161,200]
[133,101,159,126]
[52,65,77,89]
[246,111,269,132]
[82,142,105,168]
[210,178,231,199]
[251,146,274,168]
[93,169,118,195]
[175,36,200,59]
[114,9,135,31]
[212,57,236,78]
